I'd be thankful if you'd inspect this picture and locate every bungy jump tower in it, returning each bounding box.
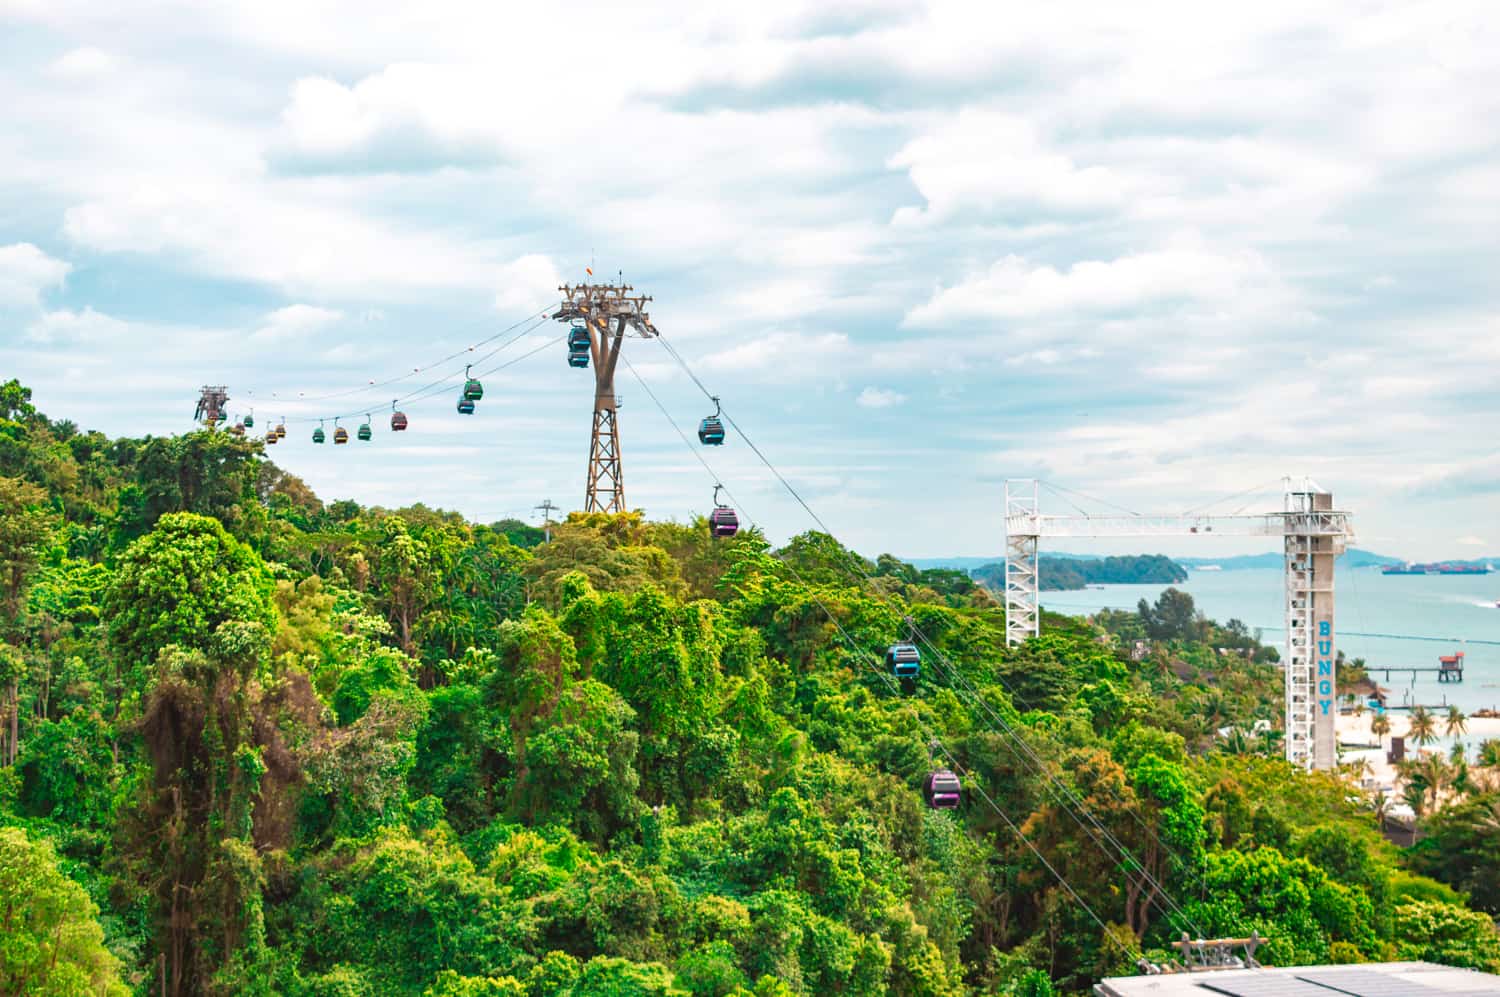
[1002,479,1354,771]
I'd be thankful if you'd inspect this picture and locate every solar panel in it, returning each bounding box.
[1197,978,1343,997]
[1296,966,1500,997]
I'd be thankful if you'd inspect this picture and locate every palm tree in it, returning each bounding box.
[1418,753,1451,811]
[1401,779,1428,819]
[1445,705,1467,739]
[1409,706,1437,747]
[1479,739,1500,769]
[1370,712,1391,745]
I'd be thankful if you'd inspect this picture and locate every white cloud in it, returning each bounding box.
[493,255,562,315]
[252,304,344,341]
[890,111,1136,224]
[905,242,1282,326]
[0,243,71,307]
[274,69,508,171]
[1456,535,1487,547]
[856,386,905,408]
[698,330,854,377]
[3,0,1499,556]
[25,306,128,343]
[49,47,116,77]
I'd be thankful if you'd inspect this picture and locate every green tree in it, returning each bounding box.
[0,826,129,996]
[0,475,56,764]
[1409,794,1500,914]
[1391,900,1500,973]
[104,511,276,678]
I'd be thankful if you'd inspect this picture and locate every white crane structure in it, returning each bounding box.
[1003,479,1354,771]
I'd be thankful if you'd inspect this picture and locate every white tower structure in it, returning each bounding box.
[1002,478,1353,770]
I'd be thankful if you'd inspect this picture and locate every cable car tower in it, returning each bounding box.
[194,385,229,427]
[1003,478,1354,771]
[553,282,658,512]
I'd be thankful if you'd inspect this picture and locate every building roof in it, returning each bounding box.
[1095,961,1500,996]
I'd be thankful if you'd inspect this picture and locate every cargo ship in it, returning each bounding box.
[1381,562,1493,575]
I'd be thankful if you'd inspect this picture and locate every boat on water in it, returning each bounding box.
[1381,561,1492,576]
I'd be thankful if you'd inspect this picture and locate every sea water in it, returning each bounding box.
[1041,566,1500,717]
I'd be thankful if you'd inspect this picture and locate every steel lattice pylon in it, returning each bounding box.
[586,407,623,512]
[553,283,658,514]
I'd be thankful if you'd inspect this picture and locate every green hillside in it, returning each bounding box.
[1,377,1497,996]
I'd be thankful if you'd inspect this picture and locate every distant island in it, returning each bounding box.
[971,554,1187,592]
[910,547,1488,574]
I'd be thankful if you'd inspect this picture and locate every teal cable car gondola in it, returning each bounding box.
[462,364,483,402]
[698,396,725,446]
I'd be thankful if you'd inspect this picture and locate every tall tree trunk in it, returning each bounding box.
[6,680,16,766]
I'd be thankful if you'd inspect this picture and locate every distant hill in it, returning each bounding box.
[913,547,1409,573]
[971,554,1187,592]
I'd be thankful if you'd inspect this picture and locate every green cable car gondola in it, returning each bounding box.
[243,410,254,428]
[313,421,326,444]
[463,363,483,401]
[358,415,372,441]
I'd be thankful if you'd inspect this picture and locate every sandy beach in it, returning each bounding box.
[1335,711,1500,793]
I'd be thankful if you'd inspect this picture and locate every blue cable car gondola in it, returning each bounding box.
[457,396,476,415]
[567,325,590,350]
[924,769,961,809]
[886,642,920,678]
[698,396,725,446]
[708,484,739,538]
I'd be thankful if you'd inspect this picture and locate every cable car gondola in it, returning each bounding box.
[462,364,483,402]
[358,415,372,441]
[924,769,962,809]
[264,430,277,445]
[708,484,739,538]
[275,419,287,440]
[390,401,408,432]
[457,395,476,415]
[243,410,254,428]
[333,419,349,445]
[567,325,590,350]
[698,396,725,446]
[312,421,326,444]
[886,641,920,679]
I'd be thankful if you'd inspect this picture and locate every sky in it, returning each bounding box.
[1,1,1498,561]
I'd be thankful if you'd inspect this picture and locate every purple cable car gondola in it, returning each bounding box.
[924,769,962,809]
[709,484,739,538]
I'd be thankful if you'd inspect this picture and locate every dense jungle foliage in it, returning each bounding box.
[1,377,1498,996]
